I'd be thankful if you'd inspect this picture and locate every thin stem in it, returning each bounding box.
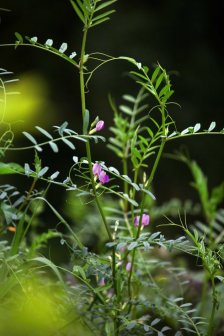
[79,27,112,240]
[35,197,83,249]
[80,29,88,126]
[0,43,79,68]
[22,183,51,243]
[127,100,167,313]
[18,177,37,212]
[85,142,112,241]
[0,134,104,151]
[127,140,166,312]
[130,169,139,230]
[123,88,145,227]
[199,271,209,316]
[207,276,218,336]
[122,157,129,211]
[79,23,119,334]
[166,131,224,142]
[146,139,166,189]
[57,266,105,305]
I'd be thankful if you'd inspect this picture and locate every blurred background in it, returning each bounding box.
[0,0,224,209]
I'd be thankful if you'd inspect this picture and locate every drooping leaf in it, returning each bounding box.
[37,166,49,177]
[31,257,63,282]
[23,131,37,145]
[122,94,135,103]
[119,105,133,115]
[58,121,69,136]
[208,121,216,132]
[50,171,60,180]
[194,123,201,132]
[62,138,76,150]
[35,126,53,139]
[49,141,59,153]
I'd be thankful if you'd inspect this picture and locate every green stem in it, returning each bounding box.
[130,169,139,231]
[79,24,119,334]
[184,227,218,336]
[127,139,166,312]
[122,88,146,235]
[122,157,129,211]
[22,183,51,243]
[85,143,112,240]
[57,266,105,305]
[207,276,217,336]
[199,271,209,316]
[146,139,166,189]
[80,28,88,125]
[18,177,37,212]
[79,27,112,241]
[127,101,166,312]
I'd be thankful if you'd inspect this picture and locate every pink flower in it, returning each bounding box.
[92,163,102,176]
[99,277,105,286]
[92,162,110,184]
[99,170,110,184]
[126,262,132,272]
[96,120,104,132]
[134,213,150,227]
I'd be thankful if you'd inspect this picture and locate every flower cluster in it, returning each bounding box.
[134,213,150,227]
[92,162,110,184]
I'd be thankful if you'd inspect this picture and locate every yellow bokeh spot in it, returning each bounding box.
[0,72,55,130]
[0,276,91,336]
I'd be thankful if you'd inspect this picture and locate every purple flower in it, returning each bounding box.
[99,170,110,184]
[92,163,102,176]
[126,262,132,272]
[134,213,150,227]
[96,120,104,132]
[99,277,105,286]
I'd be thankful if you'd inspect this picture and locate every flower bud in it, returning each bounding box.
[96,120,104,131]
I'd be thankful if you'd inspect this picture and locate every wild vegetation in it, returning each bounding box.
[0,1,223,335]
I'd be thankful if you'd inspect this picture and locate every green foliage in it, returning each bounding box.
[168,151,224,252]
[189,160,224,223]
[14,34,79,68]
[0,162,23,175]
[167,121,224,141]
[108,88,149,160]
[131,63,174,106]
[70,0,117,29]
[0,2,223,336]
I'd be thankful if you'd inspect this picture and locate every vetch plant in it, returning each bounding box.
[0,1,224,335]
